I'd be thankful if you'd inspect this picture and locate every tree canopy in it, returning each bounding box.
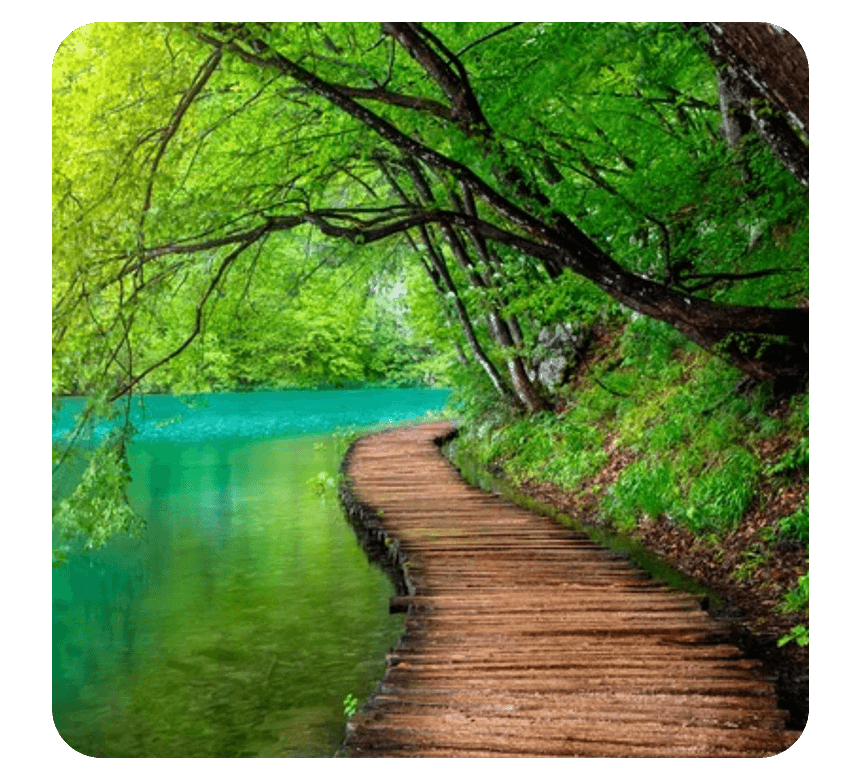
[53,22,809,554]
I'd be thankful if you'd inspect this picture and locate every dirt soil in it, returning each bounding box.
[510,432,809,732]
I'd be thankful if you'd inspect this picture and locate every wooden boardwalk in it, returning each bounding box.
[339,422,800,757]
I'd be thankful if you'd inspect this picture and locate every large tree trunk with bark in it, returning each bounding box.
[379,22,808,384]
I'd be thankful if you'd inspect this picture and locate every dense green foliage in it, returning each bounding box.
[53,22,807,403]
[52,23,439,397]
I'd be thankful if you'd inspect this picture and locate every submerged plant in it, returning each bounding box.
[343,693,359,718]
[307,470,338,496]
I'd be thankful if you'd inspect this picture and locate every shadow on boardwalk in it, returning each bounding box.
[339,422,801,758]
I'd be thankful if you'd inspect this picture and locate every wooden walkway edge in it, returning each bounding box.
[338,422,801,758]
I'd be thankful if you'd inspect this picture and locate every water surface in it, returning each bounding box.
[52,388,449,757]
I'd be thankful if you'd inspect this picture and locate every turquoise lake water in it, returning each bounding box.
[52,388,450,757]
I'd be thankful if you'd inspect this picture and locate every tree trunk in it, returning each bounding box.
[420,238,516,405]
[377,24,807,381]
[408,159,549,411]
[691,22,808,186]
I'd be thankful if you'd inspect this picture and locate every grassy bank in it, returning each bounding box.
[452,316,809,654]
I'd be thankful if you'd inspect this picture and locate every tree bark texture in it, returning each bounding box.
[692,22,809,186]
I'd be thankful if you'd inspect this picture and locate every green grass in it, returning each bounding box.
[606,460,677,524]
[776,572,809,646]
[776,499,809,544]
[458,316,808,543]
[683,447,760,532]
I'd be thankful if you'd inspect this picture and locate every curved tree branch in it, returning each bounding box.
[138,46,224,245]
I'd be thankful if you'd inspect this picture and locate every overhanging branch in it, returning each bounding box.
[109,227,268,402]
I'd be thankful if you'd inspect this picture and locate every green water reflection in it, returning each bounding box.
[53,390,448,757]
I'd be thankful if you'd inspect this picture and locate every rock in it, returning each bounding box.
[529,323,590,392]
